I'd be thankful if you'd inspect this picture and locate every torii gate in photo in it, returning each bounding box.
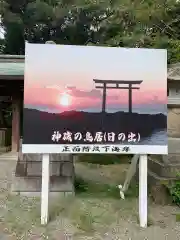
[93,79,143,113]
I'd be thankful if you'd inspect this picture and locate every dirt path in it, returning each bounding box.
[0,156,179,239]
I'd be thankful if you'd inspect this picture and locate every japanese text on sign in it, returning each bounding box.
[61,145,130,153]
[51,131,140,143]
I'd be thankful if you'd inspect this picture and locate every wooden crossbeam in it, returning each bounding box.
[93,79,143,85]
[93,79,143,113]
[95,86,140,90]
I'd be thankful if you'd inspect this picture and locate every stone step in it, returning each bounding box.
[15,153,74,177]
[0,146,11,153]
[135,168,175,182]
[11,176,74,193]
[165,154,180,164]
[15,161,26,176]
[0,152,18,160]
[12,191,74,197]
[147,170,173,205]
[18,153,73,162]
[168,137,180,154]
[148,170,176,182]
[148,157,180,178]
[15,160,74,177]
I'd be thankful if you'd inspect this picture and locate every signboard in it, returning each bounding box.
[22,43,167,154]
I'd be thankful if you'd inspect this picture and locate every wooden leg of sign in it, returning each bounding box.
[139,154,148,228]
[122,154,139,192]
[41,153,50,225]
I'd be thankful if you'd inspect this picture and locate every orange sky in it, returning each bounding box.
[24,85,166,110]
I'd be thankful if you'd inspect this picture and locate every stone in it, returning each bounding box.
[50,154,72,162]
[26,162,61,176]
[11,176,74,192]
[61,162,74,177]
[27,162,41,176]
[12,152,74,197]
[168,108,180,137]
[50,162,61,176]
[149,183,172,205]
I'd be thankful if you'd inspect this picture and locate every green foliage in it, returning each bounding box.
[169,177,180,206]
[74,176,138,198]
[74,176,120,198]
[168,40,180,63]
[0,0,179,63]
[162,173,180,206]
[176,213,180,222]
[0,38,5,53]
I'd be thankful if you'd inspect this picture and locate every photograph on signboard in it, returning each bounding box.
[22,43,167,154]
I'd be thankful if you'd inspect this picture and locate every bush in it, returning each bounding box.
[169,175,180,206]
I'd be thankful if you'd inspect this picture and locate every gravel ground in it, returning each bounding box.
[0,155,179,240]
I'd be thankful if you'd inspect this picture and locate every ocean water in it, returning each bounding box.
[27,104,167,116]
[120,129,167,145]
[121,130,167,145]
[138,130,167,145]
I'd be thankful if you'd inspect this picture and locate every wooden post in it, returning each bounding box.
[122,154,139,192]
[41,153,50,225]
[102,83,106,112]
[11,94,21,152]
[139,154,148,228]
[40,40,55,225]
[128,83,132,113]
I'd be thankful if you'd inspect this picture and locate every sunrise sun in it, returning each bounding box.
[59,93,71,106]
